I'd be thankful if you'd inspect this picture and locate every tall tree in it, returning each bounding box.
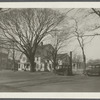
[0,8,66,72]
[71,18,88,73]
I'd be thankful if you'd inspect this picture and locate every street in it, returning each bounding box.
[0,70,100,92]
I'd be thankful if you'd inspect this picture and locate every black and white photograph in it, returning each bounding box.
[0,2,100,94]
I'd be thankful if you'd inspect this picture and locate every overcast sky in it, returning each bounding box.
[66,8,100,61]
[44,8,100,61]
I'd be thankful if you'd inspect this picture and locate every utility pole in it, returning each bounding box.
[68,51,73,75]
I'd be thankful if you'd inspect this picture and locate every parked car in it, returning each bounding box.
[86,64,100,76]
[55,65,69,76]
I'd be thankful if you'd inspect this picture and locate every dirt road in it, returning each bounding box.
[0,70,100,92]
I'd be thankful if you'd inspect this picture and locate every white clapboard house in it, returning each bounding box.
[18,42,70,72]
[18,42,54,71]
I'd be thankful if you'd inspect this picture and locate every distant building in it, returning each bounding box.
[57,53,70,69]
[57,53,70,65]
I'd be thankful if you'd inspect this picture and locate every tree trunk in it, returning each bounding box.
[53,61,57,70]
[52,50,58,70]
[52,53,57,72]
[28,54,36,72]
[6,49,10,69]
[82,48,86,73]
[12,42,16,71]
[30,60,36,72]
[27,44,38,72]
[83,54,86,72]
[12,48,15,71]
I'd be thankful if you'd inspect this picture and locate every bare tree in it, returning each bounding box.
[92,8,100,17]
[71,18,88,72]
[44,29,71,71]
[0,8,66,72]
[85,8,100,34]
[0,8,11,70]
[51,31,68,71]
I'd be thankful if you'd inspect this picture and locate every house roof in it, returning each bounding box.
[57,53,69,59]
[57,53,70,64]
[35,44,54,58]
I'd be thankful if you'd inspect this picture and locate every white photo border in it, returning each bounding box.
[0,2,100,99]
